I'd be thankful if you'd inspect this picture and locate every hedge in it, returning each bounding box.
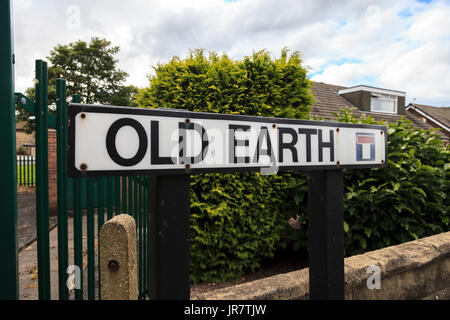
[136,49,313,283]
[287,110,450,256]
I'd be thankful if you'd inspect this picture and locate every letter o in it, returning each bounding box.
[106,118,148,167]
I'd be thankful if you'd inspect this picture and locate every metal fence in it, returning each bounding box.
[14,60,149,300]
[66,175,149,300]
[16,155,35,187]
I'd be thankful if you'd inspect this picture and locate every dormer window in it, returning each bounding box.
[338,85,406,115]
[370,93,397,113]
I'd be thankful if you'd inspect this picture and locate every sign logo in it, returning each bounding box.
[356,133,375,161]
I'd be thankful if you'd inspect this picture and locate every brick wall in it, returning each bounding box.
[397,96,406,115]
[48,130,57,216]
[16,130,35,155]
[341,91,363,110]
[360,91,372,112]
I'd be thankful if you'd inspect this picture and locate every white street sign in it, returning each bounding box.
[68,104,387,176]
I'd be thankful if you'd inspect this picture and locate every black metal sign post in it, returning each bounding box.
[149,174,191,300]
[67,104,387,300]
[308,170,344,300]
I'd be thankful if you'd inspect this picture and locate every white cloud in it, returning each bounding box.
[10,0,450,106]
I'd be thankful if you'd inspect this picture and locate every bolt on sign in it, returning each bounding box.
[67,104,387,177]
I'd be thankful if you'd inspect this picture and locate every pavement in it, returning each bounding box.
[17,189,100,300]
[17,189,57,252]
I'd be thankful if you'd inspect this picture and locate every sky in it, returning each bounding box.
[11,0,450,107]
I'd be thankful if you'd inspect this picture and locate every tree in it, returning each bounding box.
[16,37,138,133]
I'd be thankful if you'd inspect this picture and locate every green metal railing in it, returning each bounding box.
[14,60,150,300]
[0,0,19,299]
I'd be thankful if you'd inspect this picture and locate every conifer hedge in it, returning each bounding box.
[136,49,313,283]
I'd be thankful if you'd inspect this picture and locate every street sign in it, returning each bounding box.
[68,103,388,300]
[67,104,387,177]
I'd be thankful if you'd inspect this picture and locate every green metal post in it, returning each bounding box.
[35,59,51,300]
[128,177,133,216]
[97,177,105,300]
[144,179,148,298]
[71,94,83,300]
[0,0,19,300]
[73,178,83,300]
[133,178,138,221]
[115,177,120,215]
[56,79,69,300]
[121,177,127,214]
[106,177,113,220]
[87,178,95,300]
[138,182,142,297]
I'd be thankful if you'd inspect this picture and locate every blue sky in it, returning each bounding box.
[12,0,450,107]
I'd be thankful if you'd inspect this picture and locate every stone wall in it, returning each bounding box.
[197,231,450,300]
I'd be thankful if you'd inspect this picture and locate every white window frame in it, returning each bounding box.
[370,93,398,114]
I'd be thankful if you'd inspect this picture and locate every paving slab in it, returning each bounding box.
[19,214,101,300]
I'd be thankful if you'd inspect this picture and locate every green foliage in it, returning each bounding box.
[16,37,138,133]
[16,146,27,156]
[136,49,313,283]
[288,109,450,256]
[135,48,313,118]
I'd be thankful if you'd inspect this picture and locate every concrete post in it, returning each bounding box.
[100,214,138,300]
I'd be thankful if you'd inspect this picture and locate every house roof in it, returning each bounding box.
[309,82,449,143]
[406,103,450,130]
[309,82,361,120]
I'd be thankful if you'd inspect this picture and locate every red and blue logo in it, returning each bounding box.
[356,133,375,161]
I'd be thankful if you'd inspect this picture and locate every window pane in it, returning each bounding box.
[371,97,395,113]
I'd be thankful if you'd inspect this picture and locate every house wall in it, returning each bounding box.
[17,128,58,215]
[341,91,363,110]
[341,90,405,115]
[16,129,35,155]
[397,96,406,115]
[361,91,371,112]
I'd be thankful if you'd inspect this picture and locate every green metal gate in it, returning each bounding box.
[14,60,150,300]
[1,2,149,300]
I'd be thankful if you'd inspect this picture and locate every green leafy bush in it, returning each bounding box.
[136,49,313,283]
[341,112,449,255]
[288,110,450,256]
